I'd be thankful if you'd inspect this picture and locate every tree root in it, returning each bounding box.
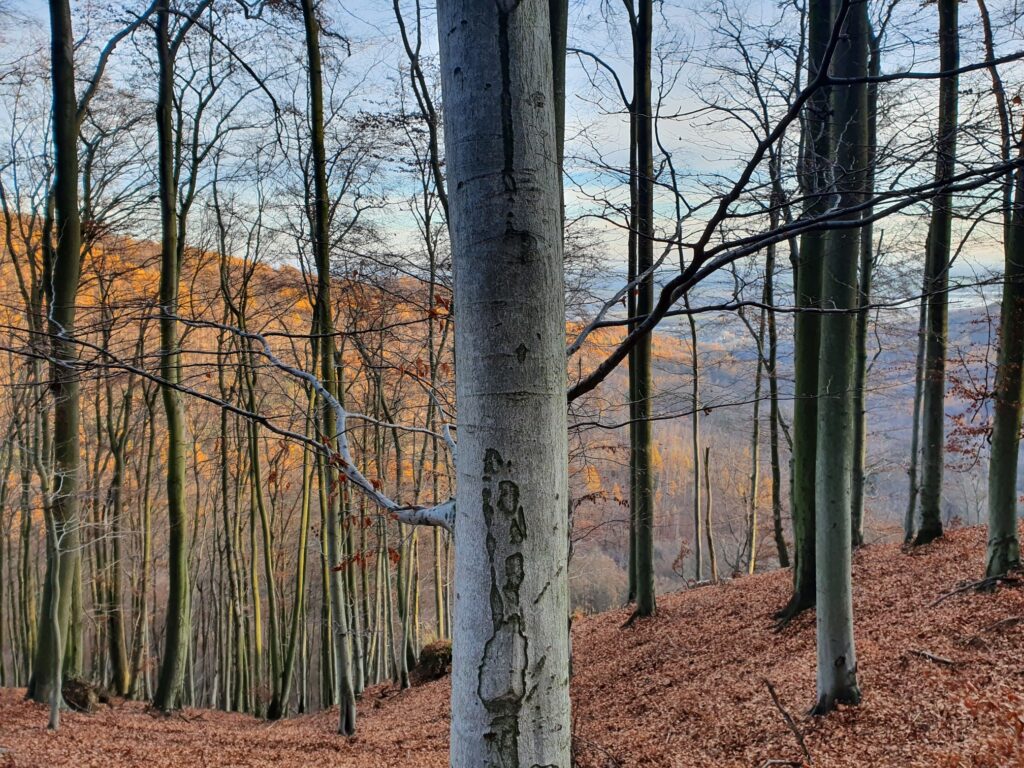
[773,592,814,631]
[931,575,1022,607]
[621,608,655,628]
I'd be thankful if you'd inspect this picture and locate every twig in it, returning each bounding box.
[573,735,623,768]
[979,615,1024,634]
[763,678,813,765]
[965,616,1023,646]
[175,316,457,531]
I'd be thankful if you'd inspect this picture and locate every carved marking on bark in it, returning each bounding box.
[479,447,529,766]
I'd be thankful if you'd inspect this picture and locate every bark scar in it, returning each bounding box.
[496,3,516,194]
[479,448,529,766]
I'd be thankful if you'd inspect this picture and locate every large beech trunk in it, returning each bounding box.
[438,0,571,764]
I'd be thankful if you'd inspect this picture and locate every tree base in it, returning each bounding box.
[984,536,1021,580]
[337,703,356,737]
[913,522,943,547]
[810,684,861,716]
[266,697,285,721]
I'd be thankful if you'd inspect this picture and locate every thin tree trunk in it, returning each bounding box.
[269,401,315,719]
[905,291,928,542]
[301,0,356,734]
[851,24,880,548]
[30,0,82,707]
[152,0,192,712]
[631,0,657,618]
[686,299,703,580]
[0,438,11,687]
[243,354,282,714]
[315,451,334,708]
[106,449,131,694]
[747,313,764,575]
[704,446,718,584]
[626,82,639,605]
[765,238,789,567]
[103,338,138,696]
[915,0,959,546]
[129,390,157,700]
[46,512,62,731]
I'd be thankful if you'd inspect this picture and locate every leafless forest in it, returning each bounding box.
[0,0,1022,765]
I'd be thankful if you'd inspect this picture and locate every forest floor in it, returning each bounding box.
[3,523,1024,767]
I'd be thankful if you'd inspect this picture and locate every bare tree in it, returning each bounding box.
[915,0,960,546]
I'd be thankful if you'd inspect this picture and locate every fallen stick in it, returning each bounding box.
[763,679,813,766]
[908,648,957,666]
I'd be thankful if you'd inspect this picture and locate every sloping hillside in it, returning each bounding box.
[2,524,1023,768]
